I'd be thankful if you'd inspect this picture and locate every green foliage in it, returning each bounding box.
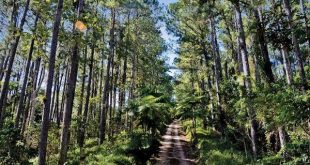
[126,130,160,164]
[82,135,134,165]
[127,92,171,136]
[195,126,250,165]
[0,123,34,164]
[175,94,206,119]
[253,84,310,128]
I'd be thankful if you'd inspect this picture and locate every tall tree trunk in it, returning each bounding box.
[272,4,293,147]
[50,70,58,121]
[283,0,307,90]
[53,68,63,125]
[251,0,274,83]
[207,75,215,127]
[21,69,33,135]
[108,51,116,140]
[112,63,119,134]
[278,126,286,149]
[281,46,293,85]
[58,0,84,164]
[99,9,116,144]
[15,14,39,128]
[79,43,95,153]
[0,53,9,82]
[59,61,69,125]
[253,42,261,83]
[234,1,258,159]
[91,75,97,120]
[210,15,225,132]
[98,49,104,130]
[222,12,238,74]
[300,0,310,62]
[251,34,261,84]
[120,55,127,128]
[0,0,18,82]
[276,45,292,150]
[26,57,41,128]
[0,0,30,127]
[38,0,64,164]
[77,47,87,146]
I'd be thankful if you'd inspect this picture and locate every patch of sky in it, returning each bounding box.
[158,0,180,76]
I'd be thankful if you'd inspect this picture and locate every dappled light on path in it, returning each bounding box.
[154,121,195,165]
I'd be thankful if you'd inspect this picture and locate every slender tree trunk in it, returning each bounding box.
[91,75,97,120]
[210,15,226,132]
[207,75,215,126]
[99,9,116,144]
[108,52,116,140]
[98,50,104,130]
[0,0,18,83]
[26,58,41,128]
[53,68,62,125]
[234,1,258,159]
[77,47,87,146]
[130,50,137,99]
[58,0,84,164]
[15,14,39,128]
[58,45,79,165]
[38,0,64,164]
[283,0,307,90]
[21,75,33,135]
[276,45,292,150]
[251,0,274,83]
[50,71,58,121]
[59,61,69,125]
[112,64,119,134]
[0,53,9,81]
[272,5,292,151]
[90,79,95,120]
[222,12,238,74]
[79,43,95,152]
[0,0,30,127]
[300,0,310,61]
[251,34,261,84]
[120,55,127,128]
[281,46,293,85]
[201,41,216,127]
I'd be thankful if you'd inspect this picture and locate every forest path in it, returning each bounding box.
[154,120,196,165]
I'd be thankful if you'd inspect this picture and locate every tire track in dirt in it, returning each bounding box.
[154,120,196,165]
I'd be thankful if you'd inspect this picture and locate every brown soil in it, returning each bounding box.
[153,120,196,165]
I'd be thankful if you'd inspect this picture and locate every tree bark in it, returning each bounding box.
[79,42,95,151]
[26,57,41,128]
[120,54,127,127]
[234,1,258,159]
[299,0,310,64]
[38,0,64,164]
[99,9,116,144]
[251,0,274,83]
[15,14,39,128]
[0,0,30,127]
[59,61,69,125]
[58,0,84,164]
[77,47,87,146]
[281,46,293,85]
[53,67,63,125]
[283,0,307,90]
[50,69,58,121]
[210,15,226,132]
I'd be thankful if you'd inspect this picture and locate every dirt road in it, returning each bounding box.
[155,121,196,165]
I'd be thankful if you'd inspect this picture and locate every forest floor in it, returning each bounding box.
[154,120,196,165]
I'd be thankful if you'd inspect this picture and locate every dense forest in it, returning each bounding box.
[0,0,309,164]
